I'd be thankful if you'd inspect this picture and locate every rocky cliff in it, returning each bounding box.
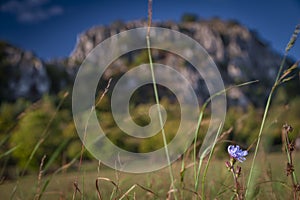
[0,41,50,102]
[69,19,296,106]
[0,19,298,105]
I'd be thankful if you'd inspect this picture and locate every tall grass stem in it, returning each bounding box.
[201,123,223,199]
[146,34,177,200]
[245,23,300,196]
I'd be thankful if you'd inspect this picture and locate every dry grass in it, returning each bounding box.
[0,152,299,199]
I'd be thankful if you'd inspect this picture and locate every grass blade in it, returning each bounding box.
[201,122,223,199]
[43,138,70,172]
[0,145,18,159]
[246,24,300,198]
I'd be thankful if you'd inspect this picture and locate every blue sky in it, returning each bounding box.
[0,0,299,60]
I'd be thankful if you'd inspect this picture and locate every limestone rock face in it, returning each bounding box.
[0,41,50,101]
[70,19,292,107]
[1,19,297,105]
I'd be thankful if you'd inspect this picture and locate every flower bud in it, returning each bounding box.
[283,123,293,133]
[286,162,294,176]
[225,161,231,171]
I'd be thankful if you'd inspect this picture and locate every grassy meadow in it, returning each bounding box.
[1,153,299,199]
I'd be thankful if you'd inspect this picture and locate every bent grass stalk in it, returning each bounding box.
[245,24,300,199]
[118,183,158,200]
[95,177,119,200]
[194,80,258,191]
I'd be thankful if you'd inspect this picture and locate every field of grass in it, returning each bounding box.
[0,152,299,199]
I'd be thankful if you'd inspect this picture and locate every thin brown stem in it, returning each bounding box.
[34,155,46,200]
[283,124,299,200]
[147,0,152,36]
[73,78,112,200]
[230,166,241,200]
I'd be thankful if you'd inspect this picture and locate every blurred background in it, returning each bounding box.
[0,0,299,59]
[0,0,300,178]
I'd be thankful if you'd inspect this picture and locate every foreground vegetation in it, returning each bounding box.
[0,53,299,200]
[0,153,299,199]
[0,90,300,172]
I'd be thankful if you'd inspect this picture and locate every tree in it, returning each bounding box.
[181,13,199,22]
[10,96,70,170]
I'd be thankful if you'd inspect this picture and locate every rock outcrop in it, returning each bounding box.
[0,19,298,105]
[69,19,295,107]
[0,41,50,102]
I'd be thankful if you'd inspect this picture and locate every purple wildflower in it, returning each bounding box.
[228,145,248,162]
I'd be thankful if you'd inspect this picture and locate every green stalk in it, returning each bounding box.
[193,80,258,190]
[245,55,287,199]
[193,103,206,182]
[146,35,177,200]
[246,24,299,198]
[0,145,18,159]
[194,148,207,193]
[201,123,223,199]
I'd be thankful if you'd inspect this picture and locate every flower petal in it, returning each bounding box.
[227,145,248,163]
